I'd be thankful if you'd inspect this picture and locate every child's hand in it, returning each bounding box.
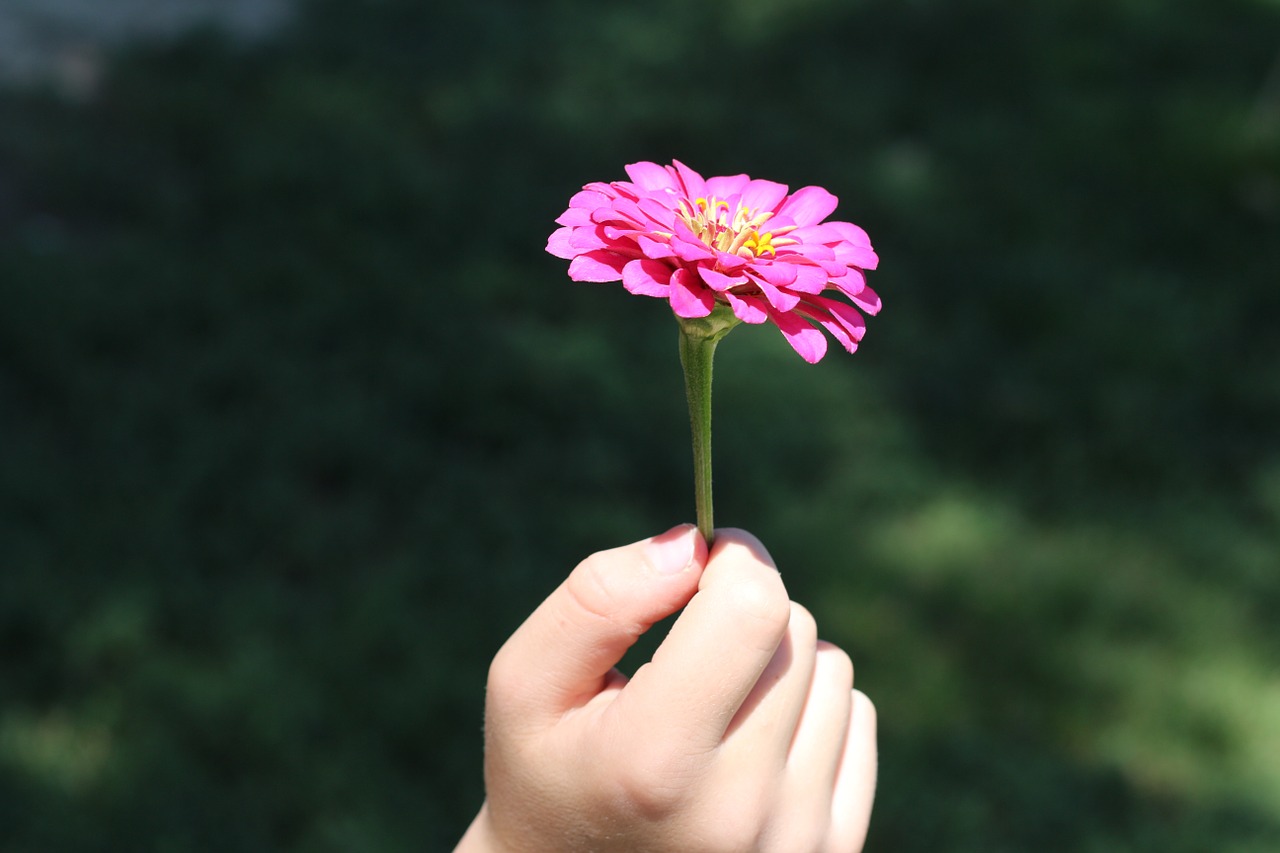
[456,525,877,853]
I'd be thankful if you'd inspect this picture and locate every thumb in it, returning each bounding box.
[487,524,707,725]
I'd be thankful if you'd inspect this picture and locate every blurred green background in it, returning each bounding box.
[2,0,1278,850]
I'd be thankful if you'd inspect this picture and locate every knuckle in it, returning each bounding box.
[609,744,703,819]
[816,641,855,691]
[698,785,770,852]
[566,551,625,623]
[723,571,791,637]
[755,792,833,853]
[788,602,818,646]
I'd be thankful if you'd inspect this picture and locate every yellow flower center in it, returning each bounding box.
[676,196,794,260]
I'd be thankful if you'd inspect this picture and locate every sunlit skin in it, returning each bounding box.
[455,526,877,853]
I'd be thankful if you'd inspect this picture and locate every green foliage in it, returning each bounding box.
[1,0,1278,849]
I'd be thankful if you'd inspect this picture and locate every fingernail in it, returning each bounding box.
[646,524,696,575]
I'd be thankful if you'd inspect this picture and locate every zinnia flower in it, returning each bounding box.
[546,160,881,363]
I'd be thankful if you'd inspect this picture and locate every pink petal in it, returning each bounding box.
[636,196,679,229]
[725,291,769,324]
[777,242,834,259]
[798,304,859,354]
[609,182,642,203]
[817,318,859,354]
[603,224,648,242]
[672,220,705,244]
[720,193,744,219]
[592,197,648,228]
[739,179,789,215]
[833,243,880,271]
[568,251,627,282]
[824,298,868,340]
[784,246,850,276]
[622,258,673,296]
[848,281,881,314]
[714,251,749,272]
[669,268,715,317]
[555,207,594,227]
[831,268,867,297]
[778,185,839,227]
[746,271,802,312]
[807,294,867,342]
[671,160,707,200]
[761,213,798,232]
[788,264,831,294]
[546,226,575,259]
[787,224,842,245]
[670,237,715,262]
[569,189,612,211]
[624,161,678,192]
[769,309,828,363]
[705,173,750,199]
[826,220,873,248]
[637,234,676,259]
[569,225,610,252]
[750,260,798,287]
[697,266,748,291]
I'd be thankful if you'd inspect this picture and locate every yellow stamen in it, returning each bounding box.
[677,198,781,261]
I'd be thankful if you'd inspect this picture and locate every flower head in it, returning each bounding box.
[547,160,881,363]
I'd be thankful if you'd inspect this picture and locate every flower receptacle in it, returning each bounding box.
[676,303,741,345]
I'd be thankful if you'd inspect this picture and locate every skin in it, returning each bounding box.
[455,525,877,853]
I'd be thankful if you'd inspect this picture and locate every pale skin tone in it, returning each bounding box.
[455,525,877,853]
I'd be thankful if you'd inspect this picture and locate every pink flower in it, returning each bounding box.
[547,160,881,363]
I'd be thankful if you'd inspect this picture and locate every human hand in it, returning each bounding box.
[455,525,876,853]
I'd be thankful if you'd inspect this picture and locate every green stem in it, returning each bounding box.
[679,329,718,545]
[676,306,740,547]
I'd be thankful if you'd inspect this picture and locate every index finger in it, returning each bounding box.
[612,529,792,751]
